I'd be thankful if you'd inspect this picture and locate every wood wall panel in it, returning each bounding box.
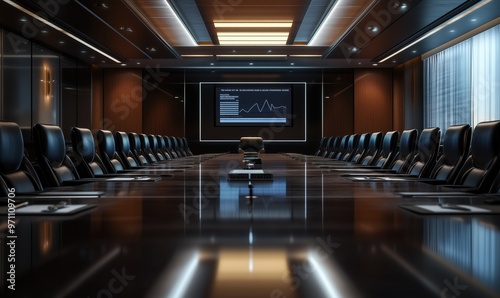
[393,57,423,131]
[142,87,184,136]
[323,83,354,137]
[354,69,393,134]
[91,66,104,131]
[103,69,143,133]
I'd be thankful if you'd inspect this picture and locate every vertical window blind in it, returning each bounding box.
[424,24,500,129]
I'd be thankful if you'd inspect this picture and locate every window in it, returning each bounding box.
[424,24,500,129]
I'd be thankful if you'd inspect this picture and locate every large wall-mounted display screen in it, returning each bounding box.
[215,85,292,126]
[200,82,306,142]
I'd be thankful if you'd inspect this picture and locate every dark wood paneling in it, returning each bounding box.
[91,66,103,131]
[142,87,184,136]
[103,68,143,133]
[354,69,393,134]
[323,83,354,137]
[393,57,423,131]
[77,64,92,129]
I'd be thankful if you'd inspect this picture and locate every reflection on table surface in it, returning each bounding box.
[1,154,499,297]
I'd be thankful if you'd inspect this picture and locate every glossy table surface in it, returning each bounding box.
[1,153,500,298]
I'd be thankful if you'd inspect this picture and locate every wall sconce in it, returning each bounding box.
[44,66,52,101]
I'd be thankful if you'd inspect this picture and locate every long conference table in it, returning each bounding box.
[1,153,500,298]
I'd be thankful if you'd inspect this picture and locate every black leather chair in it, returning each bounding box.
[327,136,342,159]
[0,122,43,193]
[450,120,500,193]
[97,130,127,173]
[115,131,142,169]
[128,132,149,165]
[359,132,383,166]
[372,131,399,169]
[156,135,173,160]
[174,137,187,157]
[71,127,107,178]
[388,129,418,174]
[148,135,167,161]
[332,135,348,160]
[163,136,179,159]
[406,127,440,178]
[351,133,371,164]
[182,137,194,156]
[33,123,80,187]
[320,137,332,157]
[341,134,360,162]
[139,133,158,164]
[314,137,326,156]
[427,124,471,184]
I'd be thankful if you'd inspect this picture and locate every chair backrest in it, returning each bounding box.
[238,137,265,153]
[139,133,158,163]
[0,122,43,192]
[97,130,126,173]
[115,131,140,169]
[128,133,149,165]
[407,127,440,178]
[341,134,360,162]
[374,131,399,169]
[390,129,417,173]
[321,137,332,157]
[351,133,371,163]
[33,123,80,187]
[148,135,166,161]
[314,137,326,156]
[164,136,179,159]
[175,137,188,157]
[71,127,107,178]
[333,135,349,160]
[454,120,500,192]
[360,132,383,166]
[429,124,471,183]
[156,135,173,160]
[327,136,341,159]
[182,137,193,156]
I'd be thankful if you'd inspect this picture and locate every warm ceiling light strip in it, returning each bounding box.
[378,0,491,63]
[3,0,122,63]
[218,37,289,41]
[308,0,344,46]
[164,0,197,46]
[217,55,288,58]
[214,22,293,28]
[217,32,290,36]
[218,40,288,45]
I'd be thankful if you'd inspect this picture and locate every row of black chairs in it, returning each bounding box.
[0,122,198,197]
[309,120,500,194]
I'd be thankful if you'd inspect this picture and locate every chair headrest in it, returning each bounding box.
[358,133,371,149]
[129,133,141,151]
[148,135,158,151]
[471,120,500,168]
[157,135,166,148]
[33,123,66,166]
[71,127,96,163]
[442,124,471,165]
[368,132,383,151]
[381,131,399,154]
[140,134,151,150]
[97,130,116,157]
[0,122,24,173]
[417,127,440,161]
[115,131,131,154]
[399,129,418,157]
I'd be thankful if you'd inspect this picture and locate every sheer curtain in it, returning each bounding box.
[471,25,500,126]
[424,24,500,129]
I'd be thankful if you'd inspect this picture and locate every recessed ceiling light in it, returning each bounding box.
[214,22,292,28]
[81,50,87,53]
[210,63,214,66]
[367,26,378,33]
[412,50,417,53]
[41,30,48,33]
[372,63,378,66]
[19,17,27,22]
[101,60,106,63]
[249,62,254,66]
[450,29,455,33]
[471,18,477,22]
[325,96,330,99]
[58,41,65,44]
[121,63,126,66]
[136,62,141,65]
[290,63,294,65]
[401,3,408,9]
[90,56,95,59]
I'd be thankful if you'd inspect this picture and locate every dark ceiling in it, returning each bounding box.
[0,0,498,69]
